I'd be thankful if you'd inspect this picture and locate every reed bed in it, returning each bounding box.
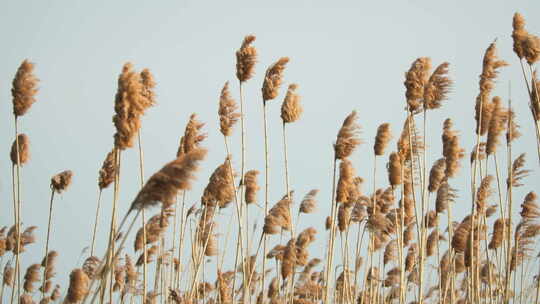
[2,12,540,304]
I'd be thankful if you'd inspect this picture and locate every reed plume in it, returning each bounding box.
[219,81,240,137]
[23,264,40,292]
[98,150,116,190]
[476,175,494,214]
[486,96,508,155]
[428,158,446,192]
[470,142,487,164]
[263,197,292,234]
[82,256,100,279]
[244,170,260,204]
[280,84,303,123]
[475,42,508,136]
[50,170,73,193]
[41,251,58,280]
[334,110,362,160]
[506,108,522,143]
[507,153,530,188]
[404,57,431,113]
[130,148,208,211]
[236,35,257,82]
[520,192,540,220]
[336,159,359,204]
[489,218,507,250]
[112,63,143,150]
[426,230,440,257]
[299,189,318,214]
[387,152,402,188]
[337,204,352,232]
[374,123,392,156]
[66,269,89,303]
[262,57,289,102]
[12,59,39,117]
[424,62,452,110]
[10,134,30,166]
[281,238,296,280]
[3,263,14,287]
[512,13,528,60]
[178,114,207,156]
[19,293,34,304]
[201,156,236,208]
[435,181,457,213]
[442,119,464,178]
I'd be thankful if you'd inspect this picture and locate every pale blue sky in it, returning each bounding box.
[1,0,539,298]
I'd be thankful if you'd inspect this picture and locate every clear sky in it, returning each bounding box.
[1,0,539,298]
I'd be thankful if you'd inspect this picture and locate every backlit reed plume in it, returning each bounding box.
[486,96,508,155]
[98,150,116,190]
[476,175,494,214]
[236,35,257,82]
[387,152,402,188]
[12,60,39,117]
[3,263,14,287]
[262,57,289,102]
[428,158,446,192]
[442,119,464,178]
[19,293,34,304]
[506,108,521,143]
[512,13,540,65]
[281,84,303,123]
[244,170,260,204]
[263,197,292,234]
[384,239,398,265]
[41,251,58,281]
[337,204,352,232]
[334,110,362,160]
[520,192,540,220]
[281,238,297,281]
[10,134,30,166]
[426,230,441,257]
[299,189,319,214]
[404,57,431,113]
[50,170,73,193]
[470,142,487,164]
[23,264,40,292]
[66,269,89,303]
[489,218,507,250]
[82,256,100,279]
[475,42,508,136]
[513,13,528,60]
[336,159,359,204]
[134,211,172,251]
[112,63,156,150]
[435,181,457,213]
[424,62,452,110]
[91,150,117,256]
[507,153,530,188]
[130,148,208,211]
[397,115,423,161]
[374,123,392,156]
[219,81,240,137]
[201,156,235,208]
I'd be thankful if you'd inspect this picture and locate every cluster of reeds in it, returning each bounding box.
[2,12,540,304]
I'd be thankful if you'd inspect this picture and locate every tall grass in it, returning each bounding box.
[2,12,540,304]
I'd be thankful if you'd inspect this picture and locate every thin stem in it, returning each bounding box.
[90,189,103,257]
[324,158,338,303]
[40,189,55,301]
[137,132,148,302]
[260,101,270,300]
[12,117,22,304]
